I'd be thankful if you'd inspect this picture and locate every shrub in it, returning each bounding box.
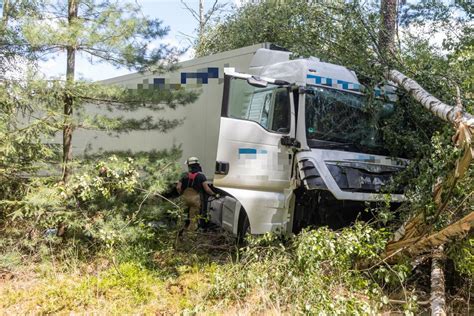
[2,153,184,265]
[208,223,393,314]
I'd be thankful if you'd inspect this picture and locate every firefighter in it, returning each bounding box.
[176,157,219,231]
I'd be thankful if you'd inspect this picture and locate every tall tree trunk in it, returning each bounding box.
[62,0,77,182]
[430,246,446,316]
[379,0,398,60]
[199,0,204,35]
[2,0,10,28]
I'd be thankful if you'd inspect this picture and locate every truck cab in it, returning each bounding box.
[209,48,406,235]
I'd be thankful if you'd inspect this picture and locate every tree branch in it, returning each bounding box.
[180,0,200,23]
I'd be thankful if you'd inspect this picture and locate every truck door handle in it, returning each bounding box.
[215,161,230,175]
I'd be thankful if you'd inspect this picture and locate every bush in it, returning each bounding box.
[1,153,184,265]
[208,223,398,314]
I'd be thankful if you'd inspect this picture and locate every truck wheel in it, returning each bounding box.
[237,210,250,245]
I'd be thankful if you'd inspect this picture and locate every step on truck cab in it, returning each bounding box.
[209,48,406,236]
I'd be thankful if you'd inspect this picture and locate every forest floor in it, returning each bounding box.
[0,227,470,315]
[0,231,263,315]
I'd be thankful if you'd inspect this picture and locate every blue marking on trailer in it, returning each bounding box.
[239,148,257,155]
[153,78,165,88]
[142,67,221,90]
[337,79,349,90]
[181,67,219,84]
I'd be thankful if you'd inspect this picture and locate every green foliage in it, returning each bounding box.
[17,0,175,72]
[295,224,389,271]
[89,262,158,304]
[72,156,139,202]
[3,153,182,261]
[1,1,472,314]
[448,236,474,277]
[208,223,399,314]
[1,0,199,185]
[0,262,165,314]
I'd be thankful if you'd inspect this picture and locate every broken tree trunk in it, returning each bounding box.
[430,246,446,316]
[386,123,473,258]
[386,211,474,260]
[383,70,473,261]
[387,70,474,129]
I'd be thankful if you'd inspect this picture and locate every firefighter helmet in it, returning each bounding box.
[185,156,200,165]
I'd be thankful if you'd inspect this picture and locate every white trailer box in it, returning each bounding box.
[73,43,275,176]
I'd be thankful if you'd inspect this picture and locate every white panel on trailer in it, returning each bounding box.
[68,43,272,177]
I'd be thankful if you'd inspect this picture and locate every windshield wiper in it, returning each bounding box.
[318,143,354,149]
[308,139,357,150]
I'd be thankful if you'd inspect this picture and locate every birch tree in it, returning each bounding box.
[378,1,473,313]
[180,0,227,49]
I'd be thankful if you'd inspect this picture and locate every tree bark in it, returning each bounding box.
[2,0,10,28]
[379,0,398,59]
[430,246,446,316]
[198,0,204,37]
[62,0,77,183]
[388,70,474,128]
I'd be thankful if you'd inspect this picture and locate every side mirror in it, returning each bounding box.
[247,76,268,88]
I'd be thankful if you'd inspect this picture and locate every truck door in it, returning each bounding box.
[214,72,295,234]
[214,71,295,190]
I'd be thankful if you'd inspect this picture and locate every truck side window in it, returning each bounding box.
[246,90,272,128]
[227,78,290,133]
[270,89,290,133]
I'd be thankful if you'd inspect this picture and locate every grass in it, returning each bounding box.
[0,230,235,314]
[1,250,213,314]
[1,224,455,315]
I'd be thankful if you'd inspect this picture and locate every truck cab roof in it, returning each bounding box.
[249,49,361,93]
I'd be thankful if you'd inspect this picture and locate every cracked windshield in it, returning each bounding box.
[305,86,394,155]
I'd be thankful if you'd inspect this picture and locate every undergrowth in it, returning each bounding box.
[1,147,471,314]
[206,224,417,315]
[1,221,418,314]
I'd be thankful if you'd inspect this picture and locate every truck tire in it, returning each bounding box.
[237,209,250,245]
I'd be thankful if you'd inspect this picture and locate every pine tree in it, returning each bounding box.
[7,0,197,181]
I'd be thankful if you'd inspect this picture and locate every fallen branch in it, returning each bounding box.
[387,70,474,129]
[386,211,474,260]
[383,77,473,256]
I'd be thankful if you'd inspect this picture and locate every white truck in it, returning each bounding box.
[81,43,405,236]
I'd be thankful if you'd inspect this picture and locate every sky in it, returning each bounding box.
[38,0,234,81]
[1,0,454,81]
